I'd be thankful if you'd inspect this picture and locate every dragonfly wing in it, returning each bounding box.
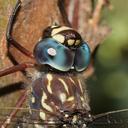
[88,109,128,128]
[0,108,62,128]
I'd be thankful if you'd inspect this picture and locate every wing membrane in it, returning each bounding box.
[0,107,128,128]
[0,107,62,127]
[88,109,128,128]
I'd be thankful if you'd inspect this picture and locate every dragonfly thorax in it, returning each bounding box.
[30,73,90,128]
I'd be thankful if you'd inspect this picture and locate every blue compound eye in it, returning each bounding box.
[74,42,91,72]
[34,38,74,71]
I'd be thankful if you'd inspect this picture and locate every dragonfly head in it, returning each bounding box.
[34,25,91,72]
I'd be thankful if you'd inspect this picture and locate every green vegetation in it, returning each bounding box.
[88,0,128,113]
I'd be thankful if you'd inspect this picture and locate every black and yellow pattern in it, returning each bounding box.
[43,26,82,47]
[30,73,90,127]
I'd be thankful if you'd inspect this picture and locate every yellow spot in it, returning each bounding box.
[58,78,69,94]
[41,92,53,112]
[51,25,59,28]
[67,96,74,101]
[40,112,46,120]
[78,79,83,93]
[75,40,80,45]
[31,96,35,103]
[68,39,75,46]
[65,114,69,118]
[47,74,53,94]
[63,124,67,127]
[51,26,72,36]
[53,34,65,43]
[42,92,47,102]
[42,102,53,112]
[80,96,84,102]
[69,77,75,84]
[72,115,77,123]
[59,93,67,103]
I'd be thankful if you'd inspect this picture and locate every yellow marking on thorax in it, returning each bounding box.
[42,92,47,101]
[68,39,75,46]
[69,77,75,84]
[42,103,53,112]
[58,78,69,94]
[80,96,86,107]
[52,34,65,43]
[31,96,35,103]
[59,92,67,103]
[51,26,72,36]
[40,112,46,120]
[78,79,83,93]
[80,96,84,102]
[41,92,53,112]
[47,74,53,94]
[67,96,74,101]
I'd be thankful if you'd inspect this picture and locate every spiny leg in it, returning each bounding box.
[0,62,35,77]
[0,62,35,127]
[58,0,72,27]
[6,0,34,59]
[1,1,34,127]
[1,90,27,128]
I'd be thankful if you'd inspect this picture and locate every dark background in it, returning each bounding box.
[87,0,128,114]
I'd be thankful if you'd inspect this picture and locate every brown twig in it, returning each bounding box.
[91,0,111,29]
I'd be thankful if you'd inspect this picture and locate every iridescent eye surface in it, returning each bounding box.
[74,43,91,72]
[34,38,74,71]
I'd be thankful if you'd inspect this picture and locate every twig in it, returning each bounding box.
[91,0,111,29]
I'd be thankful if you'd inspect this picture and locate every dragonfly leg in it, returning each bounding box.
[58,0,72,27]
[0,62,35,77]
[1,90,27,128]
[6,0,34,59]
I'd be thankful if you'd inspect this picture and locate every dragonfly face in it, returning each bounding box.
[34,25,91,72]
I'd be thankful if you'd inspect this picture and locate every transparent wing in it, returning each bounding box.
[0,107,63,128]
[0,107,128,128]
[88,109,128,128]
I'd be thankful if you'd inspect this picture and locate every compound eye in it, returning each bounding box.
[34,38,74,71]
[74,42,91,72]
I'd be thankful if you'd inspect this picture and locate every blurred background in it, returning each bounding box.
[0,0,128,115]
[87,0,128,114]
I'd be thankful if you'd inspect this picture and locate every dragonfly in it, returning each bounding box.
[0,0,128,128]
